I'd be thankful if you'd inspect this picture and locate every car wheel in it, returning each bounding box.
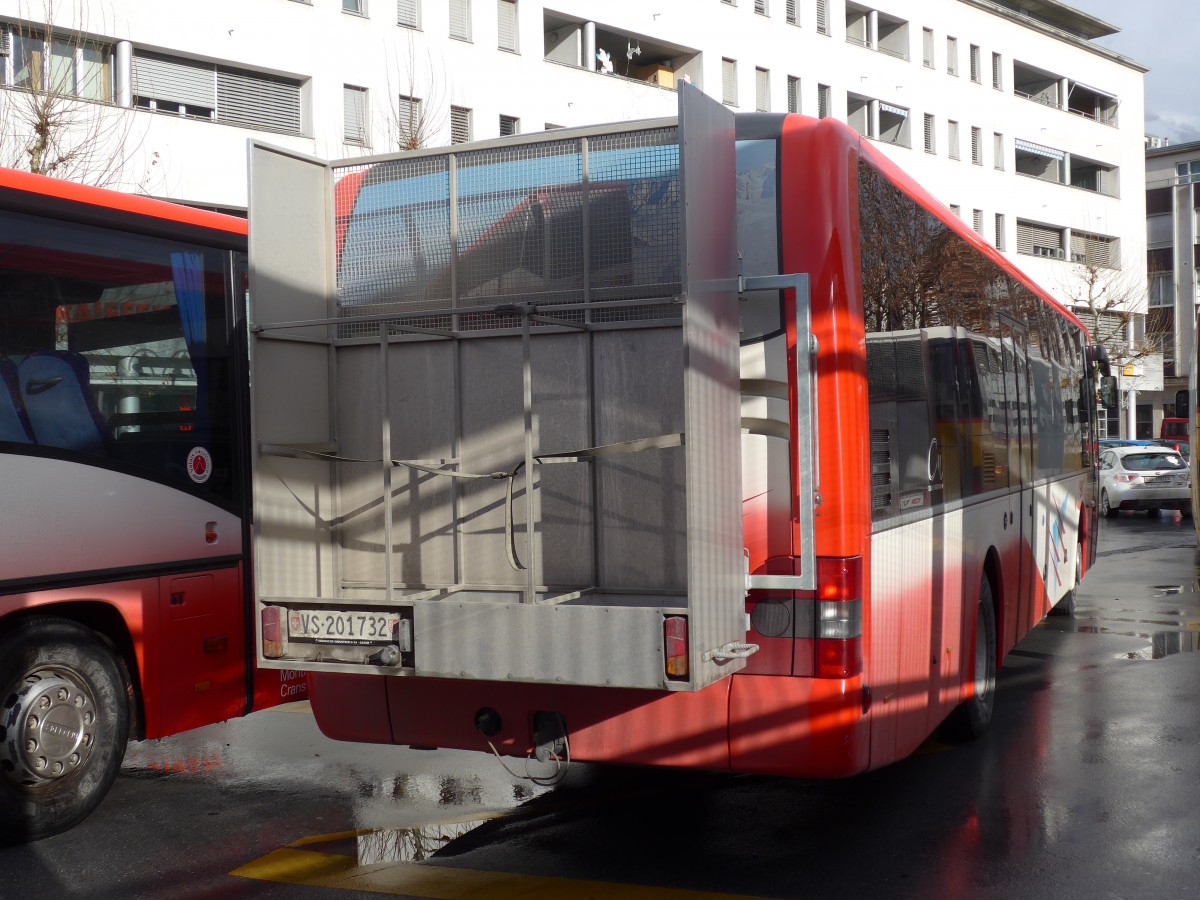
[0,618,130,844]
[1100,490,1117,518]
[942,576,997,741]
[1050,543,1081,617]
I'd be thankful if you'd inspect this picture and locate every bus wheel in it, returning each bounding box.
[0,618,129,844]
[942,577,997,742]
[1050,544,1081,617]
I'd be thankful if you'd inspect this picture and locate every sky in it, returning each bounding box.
[1074,0,1198,145]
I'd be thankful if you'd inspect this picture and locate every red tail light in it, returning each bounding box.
[663,615,689,681]
[815,556,863,678]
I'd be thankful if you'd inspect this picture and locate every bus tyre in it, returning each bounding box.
[0,618,129,844]
[943,577,997,742]
[1049,544,1081,617]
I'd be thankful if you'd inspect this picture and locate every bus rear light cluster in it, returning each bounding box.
[815,556,863,679]
[663,615,689,681]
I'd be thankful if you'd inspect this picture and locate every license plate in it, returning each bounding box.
[1144,475,1173,484]
[288,609,400,645]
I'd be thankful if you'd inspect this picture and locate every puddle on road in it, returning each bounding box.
[355,818,491,863]
[1114,629,1200,661]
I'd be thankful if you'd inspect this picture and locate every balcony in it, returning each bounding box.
[543,13,700,91]
[1013,60,1118,126]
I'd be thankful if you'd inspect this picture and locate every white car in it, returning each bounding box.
[1099,446,1192,518]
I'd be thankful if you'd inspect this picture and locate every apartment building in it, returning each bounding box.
[0,0,1149,418]
[1141,141,1200,438]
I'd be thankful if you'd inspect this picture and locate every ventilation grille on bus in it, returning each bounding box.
[871,428,892,510]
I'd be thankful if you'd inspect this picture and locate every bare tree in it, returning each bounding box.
[380,31,449,152]
[0,0,144,187]
[1056,259,1153,367]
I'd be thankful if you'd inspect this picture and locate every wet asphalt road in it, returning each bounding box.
[2,511,1198,899]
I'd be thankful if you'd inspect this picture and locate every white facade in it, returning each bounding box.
[0,0,1147,317]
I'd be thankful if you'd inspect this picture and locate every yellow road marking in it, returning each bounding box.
[232,834,768,899]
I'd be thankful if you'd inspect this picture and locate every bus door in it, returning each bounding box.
[998,316,1035,653]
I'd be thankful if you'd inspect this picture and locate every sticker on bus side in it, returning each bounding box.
[187,447,212,483]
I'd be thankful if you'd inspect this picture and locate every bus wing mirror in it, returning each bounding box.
[1175,389,1189,420]
[1090,345,1112,378]
[1099,375,1118,410]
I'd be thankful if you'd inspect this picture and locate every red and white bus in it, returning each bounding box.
[247,87,1112,781]
[0,169,303,842]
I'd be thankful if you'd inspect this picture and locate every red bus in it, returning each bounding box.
[246,87,1111,782]
[0,169,302,842]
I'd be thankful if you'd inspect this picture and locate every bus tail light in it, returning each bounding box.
[664,615,689,681]
[815,557,863,679]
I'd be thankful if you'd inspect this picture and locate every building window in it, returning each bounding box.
[924,113,935,153]
[847,93,872,138]
[995,213,1006,251]
[394,94,422,147]
[817,83,830,118]
[1147,187,1173,214]
[786,0,797,26]
[972,209,983,234]
[343,0,365,14]
[755,0,769,16]
[497,0,518,53]
[922,28,934,68]
[946,36,957,75]
[499,113,519,136]
[1017,219,1065,259]
[947,120,959,160]
[755,67,770,112]
[343,85,369,145]
[450,105,471,143]
[971,126,982,165]
[1071,231,1119,269]
[722,58,738,106]
[816,0,829,35]
[993,132,1004,170]
[397,0,420,29]
[9,29,113,102]
[879,102,909,146]
[450,0,471,40]
[132,52,304,135]
[969,44,981,83]
[1148,270,1173,308]
[787,75,800,113]
[949,204,961,218]
[1015,138,1064,185]
[992,52,1002,90]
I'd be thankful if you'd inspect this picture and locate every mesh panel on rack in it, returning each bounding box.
[331,125,683,339]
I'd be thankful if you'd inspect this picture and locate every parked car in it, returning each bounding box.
[1151,438,1191,460]
[1099,446,1192,518]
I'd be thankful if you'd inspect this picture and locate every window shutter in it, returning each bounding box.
[397,0,419,28]
[971,126,981,163]
[948,120,959,159]
[1017,221,1063,256]
[993,132,1003,169]
[817,84,830,119]
[755,67,769,112]
[217,68,302,134]
[450,0,470,39]
[451,105,471,143]
[787,76,799,113]
[133,52,216,109]
[344,85,368,145]
[499,114,518,136]
[755,0,768,15]
[722,58,737,106]
[816,0,828,33]
[972,209,983,234]
[497,0,518,52]
[1071,233,1116,268]
[946,37,957,75]
[786,0,796,25]
[923,29,934,67]
[995,214,1005,251]
[992,52,1002,89]
[0,30,10,57]
[924,113,934,152]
